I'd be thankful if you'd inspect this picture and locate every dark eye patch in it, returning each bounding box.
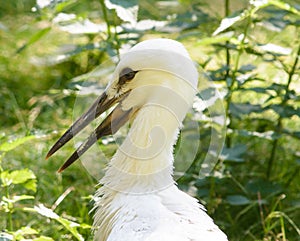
[118,67,138,85]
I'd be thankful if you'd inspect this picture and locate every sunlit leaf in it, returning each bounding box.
[23,179,38,192]
[54,18,106,34]
[238,130,279,140]
[1,169,36,187]
[0,135,37,152]
[197,31,235,45]
[105,0,138,25]
[14,226,38,236]
[27,204,85,241]
[213,0,299,36]
[36,0,52,8]
[3,195,34,204]
[122,19,167,31]
[256,43,292,55]
[33,236,55,241]
[212,10,246,36]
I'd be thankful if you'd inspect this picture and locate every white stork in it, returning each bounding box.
[47,38,228,241]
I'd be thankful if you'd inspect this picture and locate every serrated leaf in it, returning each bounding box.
[105,0,138,25]
[226,195,251,205]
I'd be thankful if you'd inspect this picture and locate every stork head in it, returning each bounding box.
[46,39,198,172]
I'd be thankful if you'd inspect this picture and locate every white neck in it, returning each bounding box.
[100,102,185,194]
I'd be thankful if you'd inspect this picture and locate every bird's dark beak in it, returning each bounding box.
[46,91,133,172]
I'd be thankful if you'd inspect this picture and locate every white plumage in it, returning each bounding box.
[48,38,228,241]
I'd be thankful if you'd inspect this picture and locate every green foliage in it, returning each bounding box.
[0,0,299,240]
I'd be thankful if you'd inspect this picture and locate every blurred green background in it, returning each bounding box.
[0,0,299,240]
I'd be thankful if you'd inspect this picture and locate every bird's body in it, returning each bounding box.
[47,38,228,241]
[94,186,226,241]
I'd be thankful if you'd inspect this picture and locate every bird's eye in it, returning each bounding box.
[118,67,137,85]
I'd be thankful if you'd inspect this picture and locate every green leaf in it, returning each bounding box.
[33,236,55,241]
[245,178,282,196]
[256,43,292,55]
[238,64,256,73]
[266,0,300,15]
[105,0,138,24]
[197,32,235,45]
[220,144,247,163]
[28,204,85,241]
[2,195,34,204]
[226,195,251,205]
[265,104,300,118]
[213,10,247,36]
[213,0,299,36]
[0,135,36,152]
[23,179,37,192]
[238,130,279,140]
[1,169,36,187]
[230,103,263,118]
[16,27,51,53]
[54,0,78,12]
[14,227,38,237]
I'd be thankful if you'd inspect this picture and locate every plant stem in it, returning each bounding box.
[267,44,300,179]
[6,186,13,231]
[224,0,230,80]
[225,16,251,147]
[99,0,111,40]
[224,0,231,147]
